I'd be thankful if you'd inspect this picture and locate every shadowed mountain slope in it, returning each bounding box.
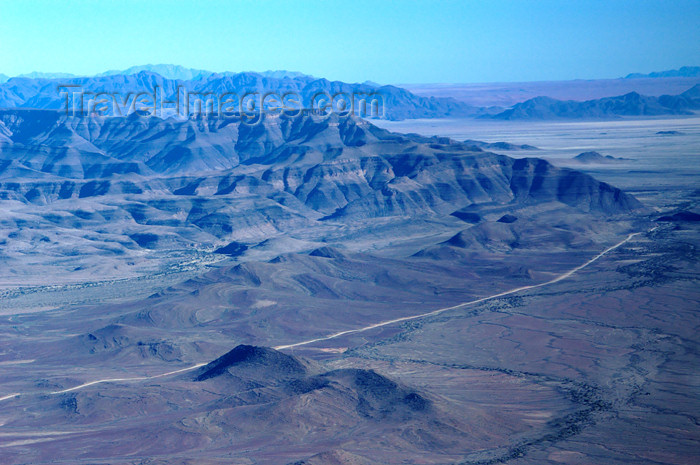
[194,345,431,422]
[195,344,311,381]
[0,109,644,283]
[0,110,641,216]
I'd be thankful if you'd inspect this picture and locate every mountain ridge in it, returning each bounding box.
[0,109,641,215]
[0,71,476,121]
[491,86,700,120]
[625,66,700,79]
[2,67,699,121]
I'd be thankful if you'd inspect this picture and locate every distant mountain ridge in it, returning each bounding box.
[3,65,700,121]
[463,139,538,151]
[491,85,700,120]
[2,64,315,81]
[625,66,700,79]
[8,71,698,122]
[97,64,213,81]
[0,70,477,121]
[573,151,630,164]
[96,64,315,81]
[16,72,78,80]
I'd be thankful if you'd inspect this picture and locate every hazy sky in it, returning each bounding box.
[1,0,698,83]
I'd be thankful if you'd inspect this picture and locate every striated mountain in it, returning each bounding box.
[492,86,700,120]
[0,109,640,215]
[0,71,476,121]
[0,72,181,110]
[0,109,644,283]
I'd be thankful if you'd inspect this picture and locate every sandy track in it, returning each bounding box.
[273,229,649,350]
[0,229,649,402]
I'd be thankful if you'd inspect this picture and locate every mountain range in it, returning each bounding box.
[2,65,316,82]
[97,64,213,81]
[96,64,317,81]
[0,109,640,210]
[625,65,700,79]
[2,65,699,121]
[0,108,643,283]
[0,70,477,121]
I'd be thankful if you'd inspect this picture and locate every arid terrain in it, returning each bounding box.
[0,106,697,464]
[1,0,699,462]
